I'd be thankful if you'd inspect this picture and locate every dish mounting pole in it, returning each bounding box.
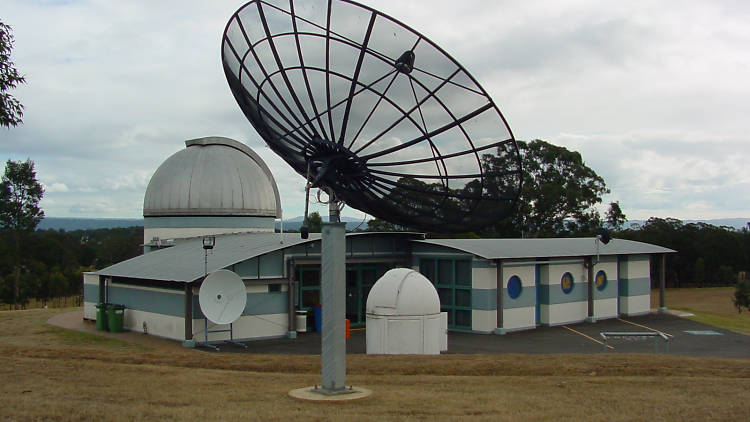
[316,197,349,394]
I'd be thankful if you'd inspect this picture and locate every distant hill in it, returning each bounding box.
[38,217,144,231]
[40,216,747,233]
[38,216,368,232]
[626,218,749,230]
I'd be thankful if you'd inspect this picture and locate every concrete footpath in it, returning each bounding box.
[48,310,750,358]
[48,310,185,351]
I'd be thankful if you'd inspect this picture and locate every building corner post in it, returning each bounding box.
[586,257,596,323]
[287,260,297,338]
[493,260,506,335]
[658,254,667,313]
[98,275,106,304]
[182,283,195,348]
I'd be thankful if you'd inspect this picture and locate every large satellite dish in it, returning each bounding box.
[199,269,247,325]
[221,0,522,232]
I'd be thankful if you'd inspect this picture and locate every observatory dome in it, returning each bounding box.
[366,268,441,316]
[144,137,281,217]
[142,137,282,248]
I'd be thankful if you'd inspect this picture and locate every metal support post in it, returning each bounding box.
[319,220,347,393]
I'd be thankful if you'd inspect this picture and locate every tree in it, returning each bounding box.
[366,217,407,232]
[1,21,26,128]
[483,139,610,237]
[693,257,705,287]
[734,279,750,313]
[306,211,322,233]
[0,159,44,308]
[605,201,627,231]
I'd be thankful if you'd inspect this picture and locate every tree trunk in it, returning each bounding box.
[13,265,19,310]
[12,231,20,310]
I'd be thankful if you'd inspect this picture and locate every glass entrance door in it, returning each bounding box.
[346,265,378,327]
[298,263,388,328]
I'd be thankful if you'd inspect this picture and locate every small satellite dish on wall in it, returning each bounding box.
[597,228,611,245]
[199,269,247,325]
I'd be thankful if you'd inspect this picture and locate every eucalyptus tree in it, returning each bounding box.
[0,159,44,308]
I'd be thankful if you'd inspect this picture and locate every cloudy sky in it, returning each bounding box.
[2,0,748,222]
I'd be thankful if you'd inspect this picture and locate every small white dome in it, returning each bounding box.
[366,268,441,316]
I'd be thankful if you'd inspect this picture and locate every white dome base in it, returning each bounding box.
[366,312,447,355]
[365,268,448,355]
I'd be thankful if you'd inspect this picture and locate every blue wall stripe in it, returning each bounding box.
[594,279,619,300]
[241,292,288,316]
[259,250,284,277]
[108,285,185,317]
[83,283,98,303]
[471,289,497,310]
[503,287,536,309]
[85,284,288,318]
[620,277,651,296]
[472,260,495,269]
[544,282,588,304]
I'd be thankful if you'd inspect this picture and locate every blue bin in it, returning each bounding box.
[313,304,322,332]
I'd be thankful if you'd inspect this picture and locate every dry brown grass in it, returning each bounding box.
[1,307,749,421]
[652,287,750,334]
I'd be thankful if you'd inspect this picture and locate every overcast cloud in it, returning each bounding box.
[1,0,748,222]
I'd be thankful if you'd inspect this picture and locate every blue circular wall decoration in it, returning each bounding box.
[507,275,522,299]
[595,270,607,291]
[561,272,574,294]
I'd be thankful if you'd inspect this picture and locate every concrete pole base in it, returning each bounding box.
[289,386,372,402]
[182,339,196,348]
[585,316,597,323]
[493,327,507,335]
[287,330,297,339]
[658,307,668,314]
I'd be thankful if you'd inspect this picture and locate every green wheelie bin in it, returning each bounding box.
[95,303,109,331]
[107,304,126,333]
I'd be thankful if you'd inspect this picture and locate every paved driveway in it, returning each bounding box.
[206,313,750,358]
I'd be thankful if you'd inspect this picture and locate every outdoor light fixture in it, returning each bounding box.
[203,235,216,277]
[202,235,215,250]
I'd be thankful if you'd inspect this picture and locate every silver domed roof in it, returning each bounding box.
[143,137,281,217]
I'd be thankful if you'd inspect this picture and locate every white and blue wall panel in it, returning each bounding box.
[500,261,536,331]
[618,255,651,316]
[471,259,497,333]
[592,258,618,319]
[541,261,588,325]
[82,272,99,320]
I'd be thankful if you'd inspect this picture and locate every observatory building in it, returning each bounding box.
[83,138,674,344]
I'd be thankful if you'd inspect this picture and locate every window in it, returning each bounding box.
[297,267,321,310]
[561,272,574,294]
[507,275,522,299]
[455,260,471,286]
[419,259,435,282]
[268,283,281,293]
[595,270,607,291]
[419,258,472,330]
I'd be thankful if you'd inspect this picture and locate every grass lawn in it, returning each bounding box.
[652,287,750,334]
[1,306,749,421]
